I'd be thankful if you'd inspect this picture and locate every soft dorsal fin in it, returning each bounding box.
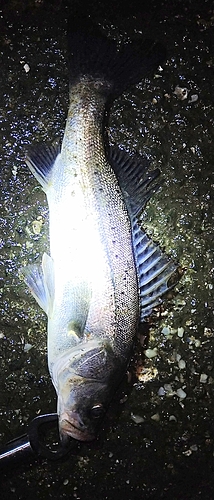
[108,146,161,218]
[132,218,178,320]
[26,143,60,192]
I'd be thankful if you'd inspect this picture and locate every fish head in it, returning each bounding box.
[52,340,123,442]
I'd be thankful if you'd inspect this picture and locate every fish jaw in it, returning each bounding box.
[59,411,95,442]
[56,377,110,442]
[52,339,125,442]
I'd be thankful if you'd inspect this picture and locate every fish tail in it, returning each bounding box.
[67,15,166,99]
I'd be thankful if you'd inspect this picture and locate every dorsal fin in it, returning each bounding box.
[108,146,178,317]
[26,143,60,192]
[108,146,160,218]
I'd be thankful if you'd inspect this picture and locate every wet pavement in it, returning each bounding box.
[0,0,214,498]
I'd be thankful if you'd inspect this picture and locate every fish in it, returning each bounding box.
[22,16,178,442]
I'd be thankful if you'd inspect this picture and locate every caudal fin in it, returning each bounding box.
[67,15,166,98]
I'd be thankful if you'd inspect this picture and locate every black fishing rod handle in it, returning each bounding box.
[0,433,35,468]
[0,413,76,468]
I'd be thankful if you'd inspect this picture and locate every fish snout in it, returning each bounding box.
[59,410,95,442]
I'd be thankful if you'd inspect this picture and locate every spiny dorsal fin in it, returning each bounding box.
[108,146,161,218]
[26,143,60,192]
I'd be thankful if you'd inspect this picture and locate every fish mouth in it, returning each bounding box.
[59,412,95,442]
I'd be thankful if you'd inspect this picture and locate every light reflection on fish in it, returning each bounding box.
[22,16,178,441]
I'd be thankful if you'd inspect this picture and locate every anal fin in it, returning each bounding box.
[132,218,178,320]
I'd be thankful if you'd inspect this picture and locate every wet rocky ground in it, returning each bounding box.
[0,0,214,498]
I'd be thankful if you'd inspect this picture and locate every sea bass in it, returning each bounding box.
[22,17,177,441]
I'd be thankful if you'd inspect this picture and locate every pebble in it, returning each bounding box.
[32,217,43,235]
[12,165,18,178]
[24,343,33,352]
[178,359,186,370]
[158,386,166,396]
[164,383,174,395]
[200,373,208,383]
[130,413,145,424]
[177,327,184,337]
[169,415,177,422]
[145,348,158,359]
[20,60,30,73]
[161,326,171,335]
[173,85,189,100]
[176,388,187,399]
[183,449,192,456]
[190,444,198,452]
[151,413,160,422]
[188,94,198,103]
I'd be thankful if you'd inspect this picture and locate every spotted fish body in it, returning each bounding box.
[23,17,177,441]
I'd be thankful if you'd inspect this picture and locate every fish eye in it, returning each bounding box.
[90,404,105,419]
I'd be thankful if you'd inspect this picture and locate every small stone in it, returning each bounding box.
[173,85,189,100]
[164,383,174,395]
[204,327,213,337]
[130,413,144,424]
[190,444,198,452]
[169,415,177,422]
[145,348,158,359]
[32,218,43,235]
[183,449,192,456]
[177,327,184,337]
[162,326,171,335]
[63,479,69,486]
[178,359,186,370]
[188,94,198,103]
[176,388,187,399]
[12,165,18,178]
[24,343,33,352]
[200,373,208,384]
[151,413,160,422]
[24,63,30,73]
[158,386,166,396]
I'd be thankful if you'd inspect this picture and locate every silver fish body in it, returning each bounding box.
[23,17,177,441]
